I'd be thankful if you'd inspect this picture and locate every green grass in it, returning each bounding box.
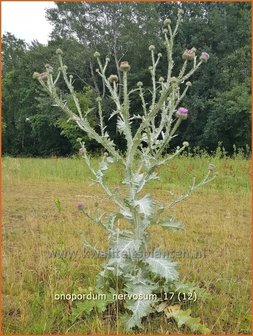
[2,155,251,334]
[3,154,250,192]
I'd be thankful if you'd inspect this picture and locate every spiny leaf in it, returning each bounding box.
[111,237,141,258]
[165,307,211,334]
[120,207,133,220]
[73,300,94,317]
[146,172,159,182]
[125,281,156,297]
[105,212,123,230]
[145,255,178,281]
[71,296,110,321]
[108,109,118,120]
[125,298,153,330]
[132,173,144,185]
[105,257,128,275]
[94,299,109,313]
[117,117,126,133]
[123,277,157,330]
[122,173,143,186]
[134,195,153,217]
[120,312,142,330]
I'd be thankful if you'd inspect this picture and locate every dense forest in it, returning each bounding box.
[2,1,251,157]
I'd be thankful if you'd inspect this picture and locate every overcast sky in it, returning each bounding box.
[2,1,56,44]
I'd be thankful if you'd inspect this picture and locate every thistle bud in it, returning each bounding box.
[186,81,192,87]
[176,107,188,120]
[148,45,155,51]
[38,72,48,81]
[163,18,171,26]
[32,72,40,79]
[158,53,162,57]
[119,61,131,72]
[170,77,178,83]
[159,77,165,82]
[137,81,143,87]
[56,48,63,55]
[163,29,168,34]
[208,163,216,171]
[94,51,100,58]
[148,66,153,72]
[108,74,118,83]
[79,147,86,155]
[182,48,196,61]
[183,141,189,147]
[200,52,209,63]
[105,57,110,62]
[45,64,53,73]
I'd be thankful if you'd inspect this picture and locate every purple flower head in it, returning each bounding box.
[200,52,209,63]
[208,163,216,171]
[77,202,85,210]
[176,107,188,120]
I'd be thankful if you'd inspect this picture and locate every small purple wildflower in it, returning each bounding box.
[176,107,188,120]
[208,163,216,171]
[77,202,85,210]
[200,52,209,63]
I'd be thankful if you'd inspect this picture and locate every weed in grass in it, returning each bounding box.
[2,155,251,334]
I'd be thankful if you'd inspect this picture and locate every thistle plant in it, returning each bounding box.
[34,10,216,333]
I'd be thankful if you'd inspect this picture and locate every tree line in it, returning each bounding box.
[2,1,251,157]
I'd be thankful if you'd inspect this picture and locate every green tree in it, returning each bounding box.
[46,1,251,154]
[160,2,251,152]
[2,2,251,156]
[2,34,93,156]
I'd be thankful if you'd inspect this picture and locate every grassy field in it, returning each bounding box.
[2,155,252,334]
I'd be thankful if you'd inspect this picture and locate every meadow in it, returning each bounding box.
[2,153,252,334]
